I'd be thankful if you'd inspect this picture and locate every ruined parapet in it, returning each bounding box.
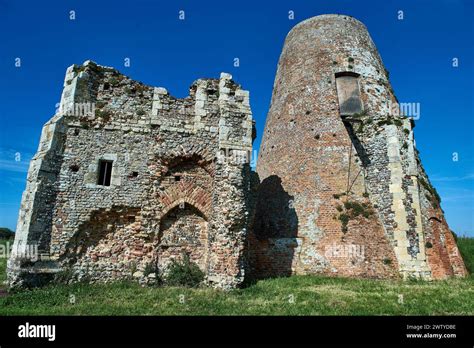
[8,61,254,289]
[254,14,466,280]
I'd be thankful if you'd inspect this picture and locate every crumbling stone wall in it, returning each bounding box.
[254,14,466,280]
[8,61,254,289]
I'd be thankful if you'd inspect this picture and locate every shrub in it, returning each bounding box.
[336,200,374,233]
[382,258,392,265]
[95,101,106,109]
[165,254,204,288]
[0,227,14,239]
[343,201,369,217]
[95,109,112,122]
[457,237,474,275]
[338,213,350,233]
[72,65,86,74]
[109,77,120,86]
[143,262,162,285]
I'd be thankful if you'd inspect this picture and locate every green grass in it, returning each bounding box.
[0,238,472,316]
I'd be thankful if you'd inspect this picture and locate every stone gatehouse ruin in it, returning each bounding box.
[8,14,467,289]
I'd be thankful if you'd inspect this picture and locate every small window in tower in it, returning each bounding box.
[335,72,363,116]
[175,175,181,182]
[97,160,113,186]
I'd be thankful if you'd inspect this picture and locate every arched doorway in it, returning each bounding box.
[156,203,209,273]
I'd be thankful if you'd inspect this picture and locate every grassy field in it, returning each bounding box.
[0,238,472,316]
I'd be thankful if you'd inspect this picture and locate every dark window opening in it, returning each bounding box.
[98,160,113,186]
[103,83,110,90]
[131,171,139,178]
[175,175,181,182]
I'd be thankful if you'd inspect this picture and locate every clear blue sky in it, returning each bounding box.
[0,0,473,236]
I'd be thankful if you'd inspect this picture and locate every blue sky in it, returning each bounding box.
[0,0,473,236]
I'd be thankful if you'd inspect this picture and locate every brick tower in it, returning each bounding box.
[252,14,467,280]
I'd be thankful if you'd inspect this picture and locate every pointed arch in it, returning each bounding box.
[158,181,212,219]
[160,196,209,221]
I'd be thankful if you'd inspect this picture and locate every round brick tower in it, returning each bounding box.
[252,14,467,280]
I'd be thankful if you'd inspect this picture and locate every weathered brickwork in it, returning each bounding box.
[253,14,467,280]
[8,61,254,289]
[7,14,467,290]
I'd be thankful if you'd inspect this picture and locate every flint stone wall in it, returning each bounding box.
[8,61,254,289]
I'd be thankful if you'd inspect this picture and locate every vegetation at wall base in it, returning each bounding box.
[165,254,204,288]
[0,237,472,315]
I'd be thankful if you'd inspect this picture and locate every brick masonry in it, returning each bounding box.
[253,14,467,281]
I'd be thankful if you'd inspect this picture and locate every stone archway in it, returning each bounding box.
[148,153,214,276]
[156,203,209,273]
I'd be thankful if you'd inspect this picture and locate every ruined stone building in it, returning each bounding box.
[8,14,467,289]
[8,62,254,289]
